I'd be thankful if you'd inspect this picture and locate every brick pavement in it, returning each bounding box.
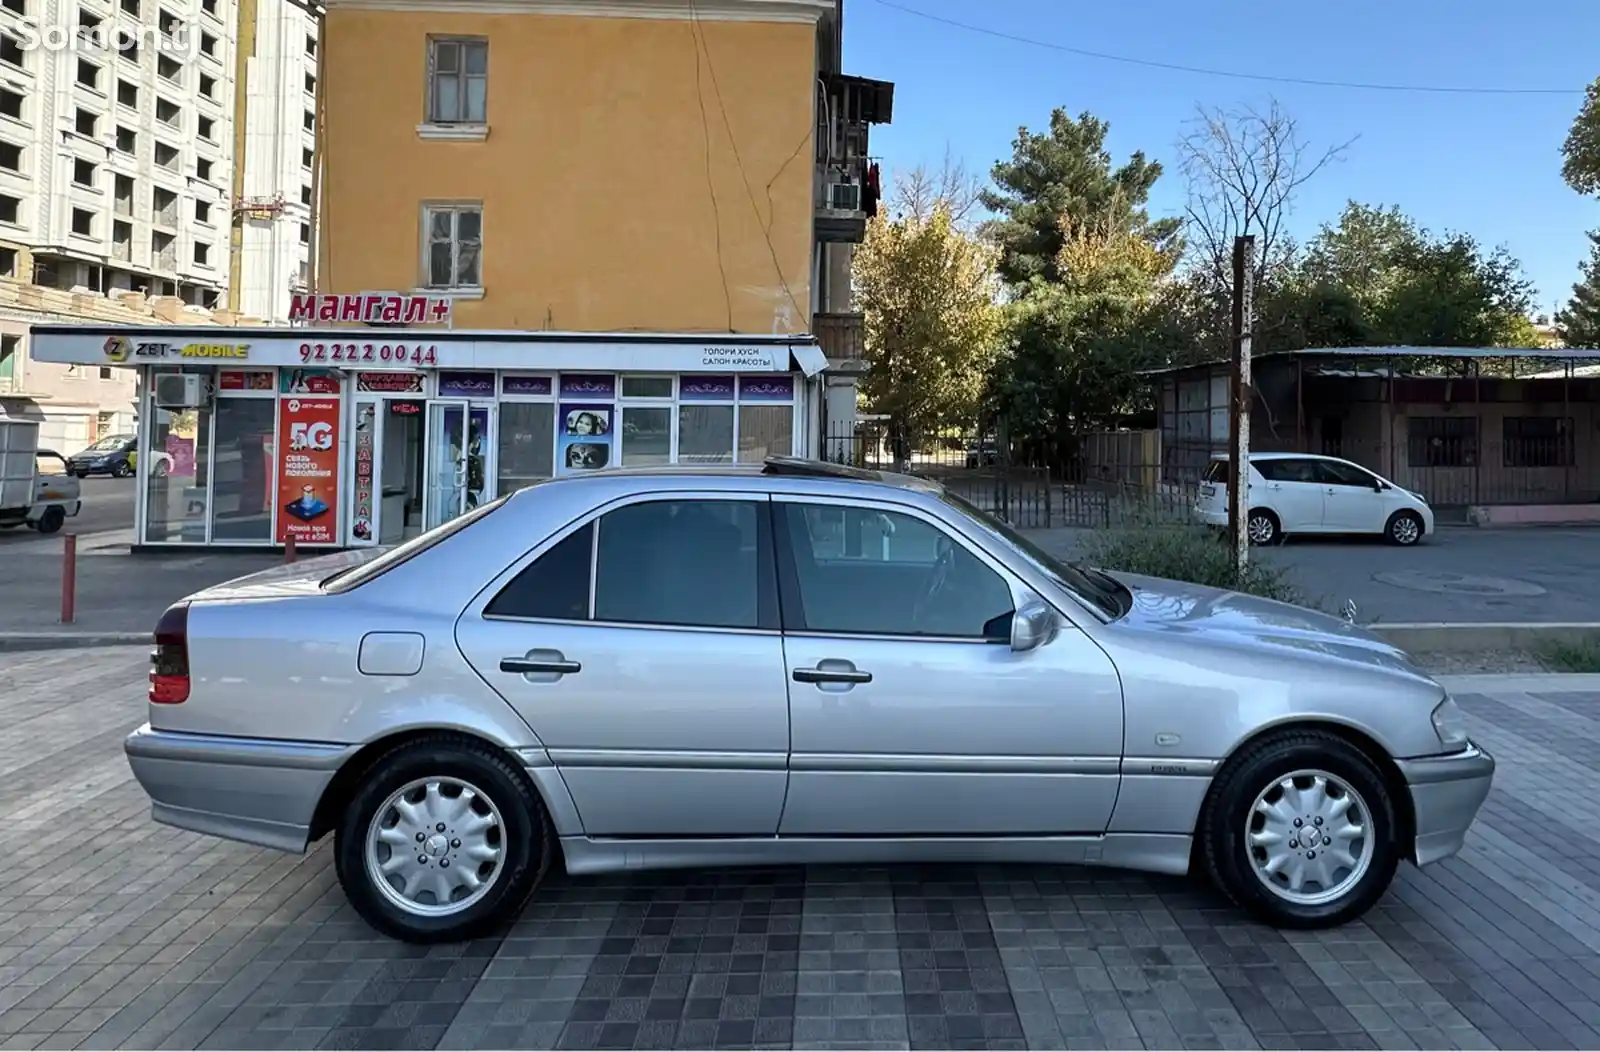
[3,647,1600,1050]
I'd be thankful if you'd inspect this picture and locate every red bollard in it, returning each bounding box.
[284,535,297,564]
[61,532,76,624]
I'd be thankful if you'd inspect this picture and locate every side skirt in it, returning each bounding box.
[557,833,1194,878]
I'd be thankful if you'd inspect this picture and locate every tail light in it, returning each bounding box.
[149,602,191,704]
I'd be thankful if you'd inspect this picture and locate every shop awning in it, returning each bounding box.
[27,326,828,375]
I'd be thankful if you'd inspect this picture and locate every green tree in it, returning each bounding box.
[1562,76,1600,197]
[1557,230,1600,347]
[853,173,1003,450]
[980,109,1180,287]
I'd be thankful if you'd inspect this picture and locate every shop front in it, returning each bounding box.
[28,325,826,550]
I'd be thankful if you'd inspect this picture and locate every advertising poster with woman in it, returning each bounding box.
[558,405,612,474]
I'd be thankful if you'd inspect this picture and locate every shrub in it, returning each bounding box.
[1079,520,1305,605]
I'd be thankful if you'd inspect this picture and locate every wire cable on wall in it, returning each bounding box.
[687,7,736,333]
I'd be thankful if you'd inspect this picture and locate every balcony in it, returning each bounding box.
[813,311,867,374]
[814,73,893,245]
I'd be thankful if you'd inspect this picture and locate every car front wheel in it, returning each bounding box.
[1200,729,1399,928]
[334,735,552,943]
[1385,510,1424,546]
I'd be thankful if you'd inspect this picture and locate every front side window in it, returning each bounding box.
[427,38,487,124]
[485,499,774,631]
[780,504,1013,639]
[1316,460,1378,488]
[423,204,481,289]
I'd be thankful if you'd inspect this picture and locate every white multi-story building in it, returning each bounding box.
[0,0,316,450]
[233,0,316,323]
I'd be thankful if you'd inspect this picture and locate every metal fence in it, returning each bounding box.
[821,420,1198,529]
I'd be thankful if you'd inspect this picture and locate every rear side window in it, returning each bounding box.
[1256,459,1318,483]
[484,522,593,620]
[1202,460,1230,484]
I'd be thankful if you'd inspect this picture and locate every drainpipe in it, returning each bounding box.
[227,0,260,310]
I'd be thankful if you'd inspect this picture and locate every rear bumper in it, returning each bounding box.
[1397,741,1495,866]
[124,724,357,853]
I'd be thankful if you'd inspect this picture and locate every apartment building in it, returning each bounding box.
[0,0,312,450]
[317,0,888,420]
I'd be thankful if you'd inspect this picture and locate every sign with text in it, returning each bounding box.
[103,335,251,362]
[281,368,341,395]
[218,370,273,392]
[355,371,425,394]
[438,370,495,398]
[275,396,340,544]
[288,292,454,325]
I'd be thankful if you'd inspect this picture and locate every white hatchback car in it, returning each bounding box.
[1195,453,1434,546]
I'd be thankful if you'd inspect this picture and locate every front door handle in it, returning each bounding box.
[793,666,872,685]
[500,656,581,675]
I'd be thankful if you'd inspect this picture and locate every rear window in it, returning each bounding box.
[1202,459,1231,484]
[322,494,511,593]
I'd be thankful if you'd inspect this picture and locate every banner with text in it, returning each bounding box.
[275,396,341,544]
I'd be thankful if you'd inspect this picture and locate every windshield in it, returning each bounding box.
[322,494,511,593]
[939,490,1129,619]
[86,434,131,452]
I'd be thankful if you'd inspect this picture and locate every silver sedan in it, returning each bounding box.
[126,457,1493,943]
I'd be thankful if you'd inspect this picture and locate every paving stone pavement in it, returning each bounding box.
[4,648,1600,1050]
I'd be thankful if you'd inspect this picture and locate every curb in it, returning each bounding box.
[1435,672,1600,692]
[0,632,149,652]
[1371,622,1600,652]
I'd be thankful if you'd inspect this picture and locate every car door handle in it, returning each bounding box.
[793,667,872,685]
[500,657,581,675]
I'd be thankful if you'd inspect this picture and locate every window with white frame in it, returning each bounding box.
[422,204,481,289]
[427,38,487,125]
[619,375,674,465]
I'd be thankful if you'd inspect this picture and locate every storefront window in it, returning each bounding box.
[620,406,671,465]
[737,405,793,463]
[678,405,734,463]
[144,405,211,543]
[497,402,555,493]
[210,398,276,542]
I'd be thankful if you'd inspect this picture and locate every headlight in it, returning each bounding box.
[1431,697,1468,749]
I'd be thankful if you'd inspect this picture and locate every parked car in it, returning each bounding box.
[1195,452,1435,546]
[0,415,81,534]
[66,433,137,478]
[125,457,1491,942]
[965,439,999,468]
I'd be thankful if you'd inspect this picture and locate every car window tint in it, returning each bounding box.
[1202,459,1230,484]
[1317,461,1375,487]
[1257,458,1317,483]
[484,521,593,621]
[781,504,1013,639]
[593,500,765,630]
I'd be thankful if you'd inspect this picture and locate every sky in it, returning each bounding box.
[842,0,1599,316]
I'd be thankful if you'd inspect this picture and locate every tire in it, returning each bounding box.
[33,506,65,535]
[334,734,552,943]
[112,462,131,478]
[1199,729,1399,929]
[153,461,169,477]
[1385,510,1424,547]
[1246,509,1281,546]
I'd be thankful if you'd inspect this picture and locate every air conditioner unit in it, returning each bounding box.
[827,182,861,212]
[153,373,211,408]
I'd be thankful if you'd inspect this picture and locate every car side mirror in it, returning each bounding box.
[1010,597,1059,653]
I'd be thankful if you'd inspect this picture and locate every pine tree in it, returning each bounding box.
[1556,230,1600,348]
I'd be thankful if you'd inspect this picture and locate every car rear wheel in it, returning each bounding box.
[1246,509,1281,545]
[334,735,552,943]
[1385,510,1424,547]
[33,506,65,535]
[112,462,131,478]
[1199,729,1399,928]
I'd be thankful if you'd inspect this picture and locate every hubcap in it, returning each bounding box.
[364,777,505,917]
[1246,769,1374,906]
[1247,515,1274,543]
[1392,517,1419,544]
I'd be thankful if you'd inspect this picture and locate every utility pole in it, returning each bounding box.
[1226,235,1256,573]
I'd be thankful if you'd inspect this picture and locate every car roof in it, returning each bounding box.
[525,456,945,495]
[1208,452,1337,462]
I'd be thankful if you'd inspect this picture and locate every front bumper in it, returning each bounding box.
[124,724,357,853]
[1396,741,1494,866]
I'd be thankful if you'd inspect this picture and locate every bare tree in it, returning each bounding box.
[1175,99,1355,287]
[892,147,985,226]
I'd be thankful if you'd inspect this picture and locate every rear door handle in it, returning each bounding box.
[500,657,581,675]
[793,667,872,685]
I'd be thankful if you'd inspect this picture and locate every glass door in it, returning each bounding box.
[424,400,469,530]
[465,404,495,512]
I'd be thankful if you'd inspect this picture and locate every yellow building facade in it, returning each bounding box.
[316,0,887,339]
